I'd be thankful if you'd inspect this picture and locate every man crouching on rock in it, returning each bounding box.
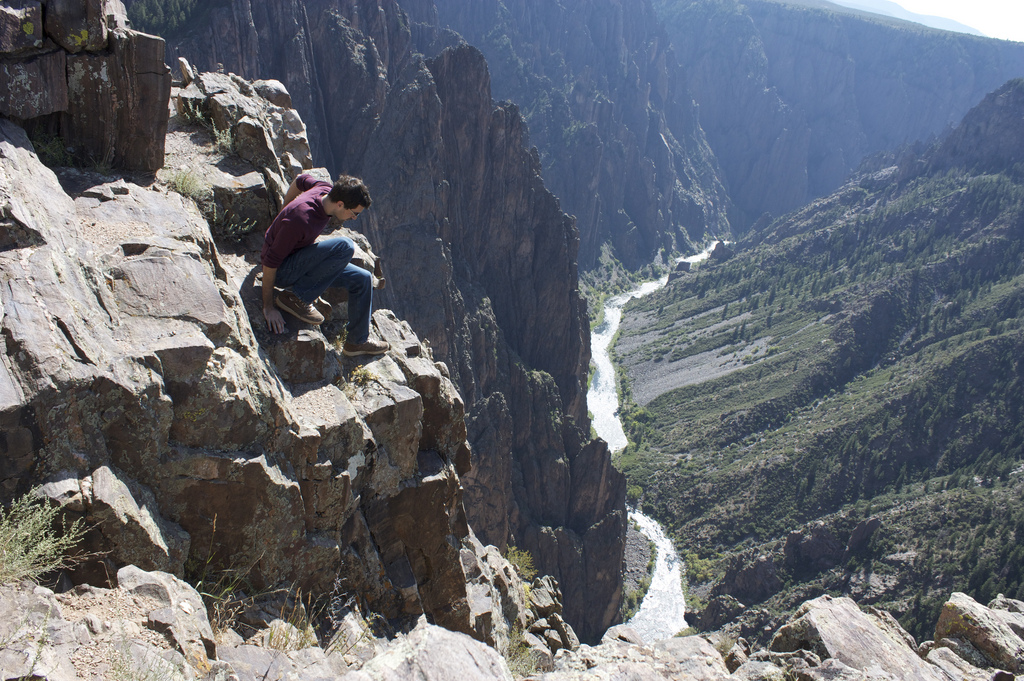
[261,173,390,357]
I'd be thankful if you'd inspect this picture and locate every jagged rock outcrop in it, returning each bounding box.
[461,528,529,652]
[935,592,1024,674]
[769,595,943,680]
[784,524,844,576]
[0,107,476,635]
[168,64,315,237]
[657,0,1024,227]
[930,78,1024,175]
[4,568,1020,680]
[162,0,626,642]
[531,593,1024,680]
[696,595,747,633]
[0,568,509,680]
[712,553,782,605]
[666,259,691,283]
[0,0,170,170]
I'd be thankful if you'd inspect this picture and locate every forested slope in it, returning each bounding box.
[615,79,1024,641]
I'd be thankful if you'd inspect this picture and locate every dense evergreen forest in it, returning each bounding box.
[614,80,1024,641]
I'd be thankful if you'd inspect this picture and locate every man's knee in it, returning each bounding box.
[327,237,355,259]
[347,265,372,294]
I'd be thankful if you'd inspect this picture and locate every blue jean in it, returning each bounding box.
[275,237,373,343]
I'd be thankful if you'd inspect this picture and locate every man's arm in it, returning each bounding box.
[262,266,286,333]
[279,177,303,213]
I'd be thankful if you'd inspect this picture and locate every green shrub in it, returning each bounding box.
[167,168,208,203]
[504,625,541,678]
[0,491,85,585]
[504,545,537,581]
[29,133,74,168]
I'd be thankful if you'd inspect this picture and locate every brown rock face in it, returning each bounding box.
[0,1,169,171]
[45,0,118,53]
[1,4,45,54]
[0,112,475,633]
[63,29,171,170]
[165,1,626,642]
[0,51,67,119]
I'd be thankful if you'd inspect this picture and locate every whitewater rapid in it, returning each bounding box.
[589,243,721,452]
[587,242,723,640]
[626,509,689,640]
[589,279,666,452]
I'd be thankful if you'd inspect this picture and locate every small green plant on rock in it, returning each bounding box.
[176,99,208,128]
[167,168,209,203]
[0,490,86,585]
[503,625,541,679]
[30,132,75,168]
[212,125,235,155]
[504,545,537,581]
[347,366,376,387]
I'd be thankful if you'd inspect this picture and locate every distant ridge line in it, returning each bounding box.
[761,0,989,39]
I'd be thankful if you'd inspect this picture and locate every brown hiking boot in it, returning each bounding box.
[342,338,390,357]
[275,290,324,325]
[313,296,333,320]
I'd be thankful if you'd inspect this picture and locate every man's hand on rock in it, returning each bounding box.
[264,306,286,334]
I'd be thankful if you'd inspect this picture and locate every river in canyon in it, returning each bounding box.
[588,242,722,641]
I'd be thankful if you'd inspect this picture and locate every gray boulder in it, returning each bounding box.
[935,592,1024,673]
[354,619,513,681]
[770,595,945,681]
[86,466,190,574]
[116,565,216,663]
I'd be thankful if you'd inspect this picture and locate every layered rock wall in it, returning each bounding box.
[0,107,477,635]
[0,0,170,170]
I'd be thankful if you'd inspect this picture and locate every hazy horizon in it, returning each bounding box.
[831,0,1024,43]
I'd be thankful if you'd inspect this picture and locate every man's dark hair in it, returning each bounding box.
[329,175,372,209]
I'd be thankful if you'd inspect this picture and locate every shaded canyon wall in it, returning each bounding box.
[655,0,1024,227]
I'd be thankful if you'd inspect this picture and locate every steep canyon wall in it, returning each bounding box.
[656,0,1024,227]
[164,0,624,641]
[412,0,734,269]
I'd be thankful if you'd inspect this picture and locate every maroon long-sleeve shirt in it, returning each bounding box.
[260,174,334,268]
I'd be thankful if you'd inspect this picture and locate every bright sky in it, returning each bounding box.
[899,0,1024,43]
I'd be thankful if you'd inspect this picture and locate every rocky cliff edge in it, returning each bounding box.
[0,64,484,643]
[5,564,1023,679]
